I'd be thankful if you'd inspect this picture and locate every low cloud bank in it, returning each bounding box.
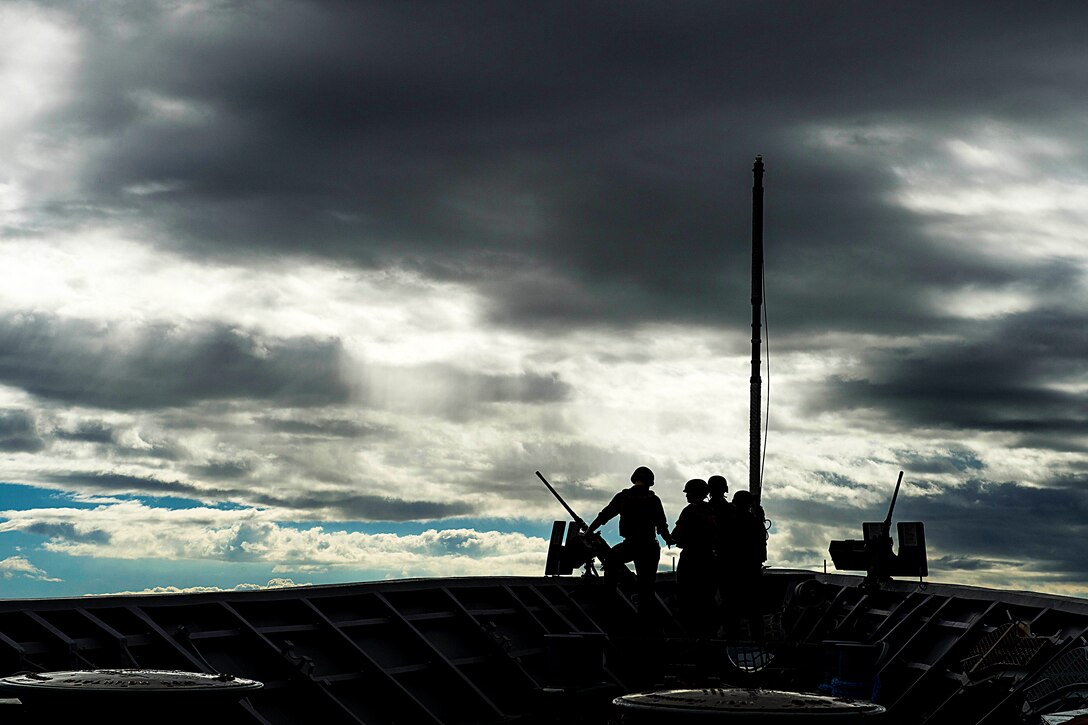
[0,501,549,577]
[95,578,306,597]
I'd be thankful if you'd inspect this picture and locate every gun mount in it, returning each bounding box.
[828,470,928,586]
[536,471,611,577]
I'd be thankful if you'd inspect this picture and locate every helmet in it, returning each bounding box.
[630,466,655,485]
[684,478,709,498]
[732,489,753,508]
[708,475,728,496]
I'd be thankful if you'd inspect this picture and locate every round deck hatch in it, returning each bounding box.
[613,687,885,721]
[0,669,262,695]
[0,669,262,718]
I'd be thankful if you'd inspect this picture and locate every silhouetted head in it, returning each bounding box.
[732,489,753,510]
[684,478,708,502]
[630,466,655,487]
[708,475,728,497]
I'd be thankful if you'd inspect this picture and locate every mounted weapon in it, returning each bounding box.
[535,471,610,577]
[828,470,928,586]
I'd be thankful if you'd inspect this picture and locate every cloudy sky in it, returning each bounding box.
[1,0,1087,598]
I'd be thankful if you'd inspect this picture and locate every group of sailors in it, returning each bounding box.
[586,466,768,637]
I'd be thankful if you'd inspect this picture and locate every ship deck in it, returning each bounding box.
[0,570,1086,723]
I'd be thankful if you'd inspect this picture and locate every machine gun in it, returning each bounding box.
[828,470,928,586]
[535,471,611,577]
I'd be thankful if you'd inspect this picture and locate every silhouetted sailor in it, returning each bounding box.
[730,489,768,640]
[707,475,736,627]
[672,478,717,637]
[707,475,729,502]
[587,466,673,611]
[707,476,734,542]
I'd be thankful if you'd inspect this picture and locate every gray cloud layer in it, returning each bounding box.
[0,314,569,415]
[3,1,1088,592]
[27,1,1083,331]
[45,471,473,521]
[0,316,350,409]
[807,308,1088,447]
[0,411,44,453]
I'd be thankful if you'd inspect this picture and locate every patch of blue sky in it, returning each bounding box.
[0,529,47,555]
[0,482,253,513]
[102,494,253,511]
[0,482,94,510]
[0,551,445,599]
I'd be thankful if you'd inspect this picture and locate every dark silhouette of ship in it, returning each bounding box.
[2,160,1086,723]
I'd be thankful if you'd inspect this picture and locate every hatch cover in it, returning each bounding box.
[614,687,885,721]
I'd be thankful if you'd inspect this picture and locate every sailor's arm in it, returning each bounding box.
[670,505,687,544]
[655,497,675,547]
[587,491,624,533]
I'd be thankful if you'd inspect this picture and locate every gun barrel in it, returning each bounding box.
[884,470,905,526]
[535,471,587,528]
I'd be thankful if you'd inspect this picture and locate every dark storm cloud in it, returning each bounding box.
[0,315,349,410]
[24,522,111,545]
[188,459,253,481]
[251,491,474,522]
[357,364,572,420]
[432,366,571,406]
[50,472,207,499]
[902,477,1088,581]
[52,420,116,444]
[47,471,473,522]
[40,1,1088,331]
[894,448,984,476]
[933,556,1000,572]
[0,410,45,453]
[814,471,871,490]
[257,417,391,439]
[807,308,1088,443]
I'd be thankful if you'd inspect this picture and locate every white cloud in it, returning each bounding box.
[0,3,82,228]
[894,128,1088,263]
[945,139,1006,170]
[934,285,1035,320]
[0,555,61,582]
[0,4,79,132]
[810,120,1088,264]
[900,179,1088,221]
[0,231,761,521]
[0,234,485,363]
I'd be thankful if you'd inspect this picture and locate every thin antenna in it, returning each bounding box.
[749,155,765,503]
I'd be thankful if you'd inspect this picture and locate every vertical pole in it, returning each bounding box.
[749,156,764,503]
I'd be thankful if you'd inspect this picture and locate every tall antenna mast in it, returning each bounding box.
[749,155,765,503]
